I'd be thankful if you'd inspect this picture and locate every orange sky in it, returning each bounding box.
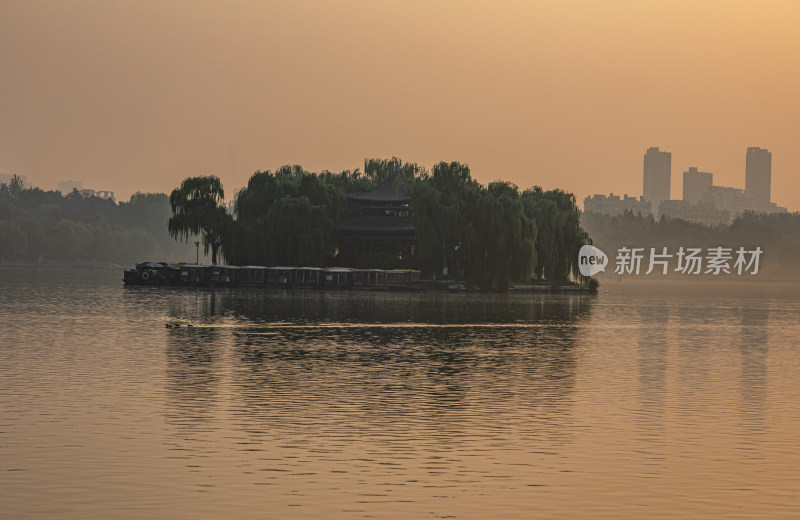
[1,0,798,210]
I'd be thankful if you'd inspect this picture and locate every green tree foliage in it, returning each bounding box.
[116,192,190,259]
[8,175,25,199]
[411,161,480,277]
[0,161,597,284]
[0,220,28,258]
[0,181,197,264]
[316,158,424,206]
[168,176,231,265]
[581,210,800,277]
[410,163,555,288]
[363,157,421,185]
[16,220,47,262]
[522,188,589,281]
[117,193,171,232]
[729,212,800,274]
[474,182,537,289]
[53,219,93,261]
[225,168,345,266]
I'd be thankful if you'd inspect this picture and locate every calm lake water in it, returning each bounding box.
[1,266,799,519]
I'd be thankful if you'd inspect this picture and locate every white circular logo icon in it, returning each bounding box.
[578,245,608,276]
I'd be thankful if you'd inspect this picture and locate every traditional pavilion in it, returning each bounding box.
[336,173,417,264]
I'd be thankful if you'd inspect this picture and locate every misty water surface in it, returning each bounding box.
[1,266,798,519]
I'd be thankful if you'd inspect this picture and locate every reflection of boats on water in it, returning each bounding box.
[124,262,423,291]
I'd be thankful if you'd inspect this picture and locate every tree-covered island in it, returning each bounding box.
[169,158,591,290]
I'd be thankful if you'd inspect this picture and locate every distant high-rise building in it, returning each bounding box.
[703,186,751,221]
[745,147,771,204]
[682,167,713,204]
[583,193,651,216]
[643,147,671,217]
[660,199,730,227]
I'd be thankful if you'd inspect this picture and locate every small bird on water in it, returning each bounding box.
[165,322,193,328]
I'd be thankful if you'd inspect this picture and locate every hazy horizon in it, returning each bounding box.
[2,1,799,209]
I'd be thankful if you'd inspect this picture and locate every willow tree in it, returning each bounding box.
[411,161,480,277]
[522,187,589,281]
[364,157,421,185]
[225,168,345,266]
[471,182,537,289]
[168,176,230,265]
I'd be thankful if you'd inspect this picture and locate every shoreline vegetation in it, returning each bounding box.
[166,159,593,292]
[0,174,200,265]
[582,210,800,279]
[4,161,798,288]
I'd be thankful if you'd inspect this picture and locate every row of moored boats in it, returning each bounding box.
[124,262,422,290]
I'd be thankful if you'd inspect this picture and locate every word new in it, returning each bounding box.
[614,246,762,276]
[578,245,608,276]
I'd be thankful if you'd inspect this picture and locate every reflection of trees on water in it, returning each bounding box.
[216,294,595,448]
[163,327,222,432]
[158,290,594,453]
[164,287,595,326]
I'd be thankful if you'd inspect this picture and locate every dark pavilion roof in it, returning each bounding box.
[347,173,410,203]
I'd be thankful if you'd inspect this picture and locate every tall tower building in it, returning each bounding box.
[643,147,671,216]
[745,147,771,204]
[683,167,713,204]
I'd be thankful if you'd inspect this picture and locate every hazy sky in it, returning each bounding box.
[2,0,799,209]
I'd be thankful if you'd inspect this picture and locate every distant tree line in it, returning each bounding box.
[582,210,800,277]
[169,159,591,288]
[0,175,199,264]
